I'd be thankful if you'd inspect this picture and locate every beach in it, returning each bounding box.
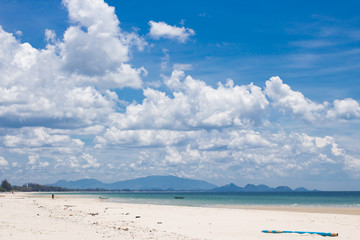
[1,193,359,240]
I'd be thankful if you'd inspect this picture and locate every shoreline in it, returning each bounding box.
[32,191,360,215]
[1,192,360,239]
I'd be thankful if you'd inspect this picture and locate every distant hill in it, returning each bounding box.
[52,179,105,189]
[294,187,309,192]
[212,183,309,192]
[243,184,273,192]
[50,175,217,191]
[212,183,243,192]
[50,176,310,192]
[274,186,293,192]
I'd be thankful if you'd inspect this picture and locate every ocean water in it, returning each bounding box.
[49,191,360,208]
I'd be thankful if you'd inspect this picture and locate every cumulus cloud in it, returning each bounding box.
[27,154,50,170]
[98,129,194,147]
[98,128,274,152]
[326,98,360,120]
[344,155,360,176]
[55,153,100,169]
[0,0,146,129]
[28,155,39,165]
[80,153,100,168]
[0,157,8,167]
[149,21,195,42]
[45,29,57,44]
[2,127,84,155]
[63,0,120,34]
[108,70,268,131]
[265,76,360,122]
[102,129,350,180]
[91,71,360,180]
[265,76,327,122]
[62,0,147,76]
[164,146,184,164]
[39,161,50,168]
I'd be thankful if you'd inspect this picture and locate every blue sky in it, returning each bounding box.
[0,0,359,190]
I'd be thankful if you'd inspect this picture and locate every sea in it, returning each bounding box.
[46,191,360,208]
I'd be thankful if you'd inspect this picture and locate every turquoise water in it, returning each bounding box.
[48,191,360,208]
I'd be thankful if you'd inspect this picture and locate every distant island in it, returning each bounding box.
[212,183,310,192]
[47,175,311,192]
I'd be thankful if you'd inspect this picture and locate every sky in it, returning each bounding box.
[0,0,359,190]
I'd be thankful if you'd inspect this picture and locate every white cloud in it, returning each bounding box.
[173,63,193,71]
[164,146,183,164]
[71,125,105,135]
[344,155,360,176]
[14,30,22,37]
[265,76,327,122]
[160,48,169,70]
[39,161,50,168]
[0,85,115,128]
[163,69,185,90]
[0,0,149,178]
[63,0,119,34]
[45,29,57,44]
[60,25,129,76]
[149,21,195,42]
[0,0,146,129]
[92,71,359,180]
[56,153,100,169]
[99,128,273,151]
[0,157,8,167]
[60,0,146,84]
[326,98,360,120]
[81,153,100,168]
[97,105,357,178]
[11,162,19,168]
[12,42,38,70]
[227,130,272,149]
[28,155,39,165]
[265,76,360,122]
[27,154,50,169]
[108,130,349,180]
[2,127,84,156]
[109,70,268,130]
[99,129,193,147]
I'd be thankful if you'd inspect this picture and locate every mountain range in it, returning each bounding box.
[49,175,310,192]
[50,175,217,191]
[212,183,310,192]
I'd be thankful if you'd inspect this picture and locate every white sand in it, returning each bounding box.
[1,192,359,239]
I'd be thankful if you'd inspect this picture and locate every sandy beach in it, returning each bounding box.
[1,193,359,240]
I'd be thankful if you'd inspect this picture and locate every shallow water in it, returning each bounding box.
[44,191,360,208]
